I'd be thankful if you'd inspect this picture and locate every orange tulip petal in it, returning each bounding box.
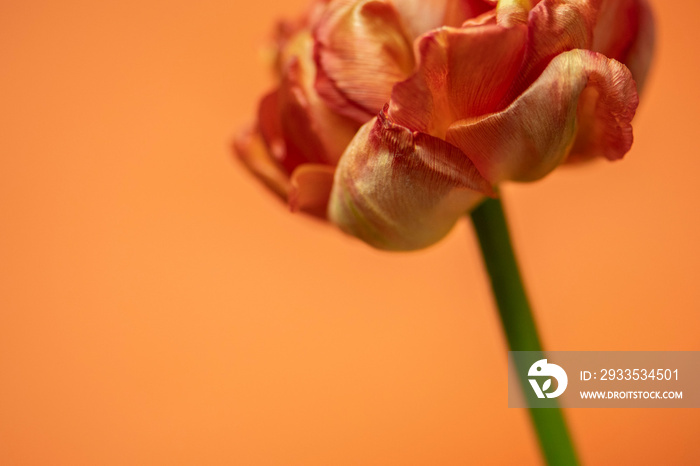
[444,0,497,28]
[461,9,497,27]
[233,126,292,200]
[495,0,531,26]
[387,22,527,139]
[593,0,655,93]
[459,0,498,16]
[446,49,638,182]
[314,0,415,123]
[329,109,493,250]
[392,0,453,38]
[507,0,601,98]
[260,32,360,174]
[289,164,337,218]
[258,89,287,167]
[390,0,496,37]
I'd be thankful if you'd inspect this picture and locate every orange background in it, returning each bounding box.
[1,0,698,464]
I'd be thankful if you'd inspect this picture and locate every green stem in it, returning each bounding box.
[470,197,579,466]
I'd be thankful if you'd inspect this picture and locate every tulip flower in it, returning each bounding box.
[235,0,654,250]
[233,1,654,464]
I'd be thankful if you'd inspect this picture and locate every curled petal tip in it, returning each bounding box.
[447,50,638,182]
[329,113,491,250]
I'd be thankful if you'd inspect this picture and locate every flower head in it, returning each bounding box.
[235,0,654,250]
